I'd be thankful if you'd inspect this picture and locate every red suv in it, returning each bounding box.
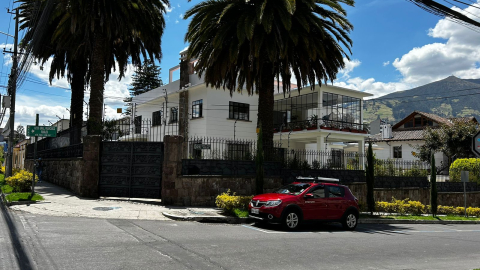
[249,177,360,230]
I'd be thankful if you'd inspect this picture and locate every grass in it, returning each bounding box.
[361,214,480,221]
[5,192,44,202]
[0,173,13,193]
[232,208,249,218]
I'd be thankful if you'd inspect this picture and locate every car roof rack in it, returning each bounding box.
[296,176,340,183]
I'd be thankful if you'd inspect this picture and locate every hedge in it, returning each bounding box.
[375,197,480,217]
[215,190,253,213]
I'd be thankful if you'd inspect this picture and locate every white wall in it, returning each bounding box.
[373,140,444,167]
[204,88,258,140]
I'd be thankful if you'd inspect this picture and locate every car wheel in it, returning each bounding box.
[342,211,358,231]
[283,210,301,230]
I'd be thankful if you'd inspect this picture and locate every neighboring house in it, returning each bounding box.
[13,139,29,169]
[366,111,478,169]
[132,50,373,163]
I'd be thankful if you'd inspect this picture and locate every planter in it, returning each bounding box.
[360,130,368,134]
[292,128,303,132]
[320,126,332,130]
[341,128,350,132]
[351,129,359,133]
[332,128,340,131]
[307,127,318,130]
[281,129,290,133]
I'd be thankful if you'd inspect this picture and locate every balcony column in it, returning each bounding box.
[358,137,365,170]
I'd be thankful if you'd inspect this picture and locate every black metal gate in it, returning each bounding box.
[99,142,164,199]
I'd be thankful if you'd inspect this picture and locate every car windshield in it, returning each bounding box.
[275,184,311,195]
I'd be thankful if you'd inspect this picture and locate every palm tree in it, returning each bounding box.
[407,0,480,28]
[18,0,88,144]
[185,0,354,150]
[19,0,170,135]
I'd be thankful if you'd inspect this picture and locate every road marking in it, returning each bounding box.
[241,225,480,234]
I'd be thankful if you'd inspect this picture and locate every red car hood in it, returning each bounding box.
[252,193,296,201]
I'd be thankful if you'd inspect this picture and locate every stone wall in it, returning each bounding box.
[162,136,283,206]
[345,183,480,207]
[24,136,101,198]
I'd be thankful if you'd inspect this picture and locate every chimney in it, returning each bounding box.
[380,123,392,139]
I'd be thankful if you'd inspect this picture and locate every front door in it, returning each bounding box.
[302,186,329,220]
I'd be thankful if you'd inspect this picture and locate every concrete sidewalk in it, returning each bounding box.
[7,181,225,221]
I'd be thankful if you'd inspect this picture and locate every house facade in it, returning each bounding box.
[131,51,373,165]
[367,111,478,169]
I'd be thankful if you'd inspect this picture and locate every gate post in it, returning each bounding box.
[81,135,101,198]
[162,135,184,205]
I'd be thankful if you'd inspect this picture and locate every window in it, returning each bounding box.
[192,99,203,118]
[310,186,326,198]
[229,102,250,120]
[152,110,162,126]
[227,143,252,160]
[328,186,345,198]
[393,146,402,159]
[134,116,142,134]
[170,107,178,123]
[414,117,422,127]
[404,120,414,128]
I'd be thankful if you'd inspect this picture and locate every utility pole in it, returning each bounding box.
[5,9,18,178]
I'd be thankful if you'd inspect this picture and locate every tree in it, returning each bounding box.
[430,153,438,217]
[18,0,88,145]
[406,0,480,28]
[19,0,170,135]
[412,120,479,167]
[16,125,25,142]
[185,0,354,150]
[124,60,164,116]
[366,142,375,215]
[256,122,264,195]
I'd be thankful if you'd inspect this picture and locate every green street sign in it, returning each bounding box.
[27,125,57,137]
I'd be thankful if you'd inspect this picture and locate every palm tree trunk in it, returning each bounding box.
[88,31,105,135]
[258,63,275,159]
[70,61,86,144]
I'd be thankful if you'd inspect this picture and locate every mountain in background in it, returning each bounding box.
[363,76,480,124]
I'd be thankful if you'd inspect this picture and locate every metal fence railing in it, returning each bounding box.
[26,144,84,159]
[102,118,178,142]
[374,159,430,177]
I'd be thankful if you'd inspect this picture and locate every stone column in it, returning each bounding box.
[162,135,184,205]
[80,135,101,198]
[358,137,365,170]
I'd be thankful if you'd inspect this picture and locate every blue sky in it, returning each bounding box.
[0,0,479,127]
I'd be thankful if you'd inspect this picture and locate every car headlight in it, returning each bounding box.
[265,200,282,207]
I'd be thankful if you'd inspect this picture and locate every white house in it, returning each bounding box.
[131,51,373,164]
[367,111,478,170]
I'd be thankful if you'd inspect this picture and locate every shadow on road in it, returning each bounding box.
[250,221,413,235]
[0,199,34,269]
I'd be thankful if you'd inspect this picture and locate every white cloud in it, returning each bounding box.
[338,58,361,79]
[175,20,179,24]
[164,3,174,13]
[179,13,184,19]
[383,61,390,66]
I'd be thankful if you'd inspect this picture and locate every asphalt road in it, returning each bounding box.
[2,206,480,270]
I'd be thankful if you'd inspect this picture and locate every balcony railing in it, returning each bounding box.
[274,119,366,133]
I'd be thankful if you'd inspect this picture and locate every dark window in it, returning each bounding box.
[192,99,203,118]
[404,120,414,128]
[170,107,178,123]
[414,117,421,127]
[134,116,142,134]
[152,110,162,126]
[227,143,252,160]
[190,141,202,159]
[275,184,311,195]
[310,186,326,198]
[328,186,344,198]
[393,146,402,159]
[229,102,250,120]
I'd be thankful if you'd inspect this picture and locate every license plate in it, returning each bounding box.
[251,208,259,214]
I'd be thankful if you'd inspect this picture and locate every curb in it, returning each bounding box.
[8,201,38,206]
[359,219,480,224]
[162,212,254,224]
[163,212,480,225]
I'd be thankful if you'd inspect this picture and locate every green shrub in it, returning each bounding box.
[215,190,253,213]
[449,158,480,183]
[5,170,38,192]
[405,200,426,215]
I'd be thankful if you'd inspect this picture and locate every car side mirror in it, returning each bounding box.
[304,193,314,199]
